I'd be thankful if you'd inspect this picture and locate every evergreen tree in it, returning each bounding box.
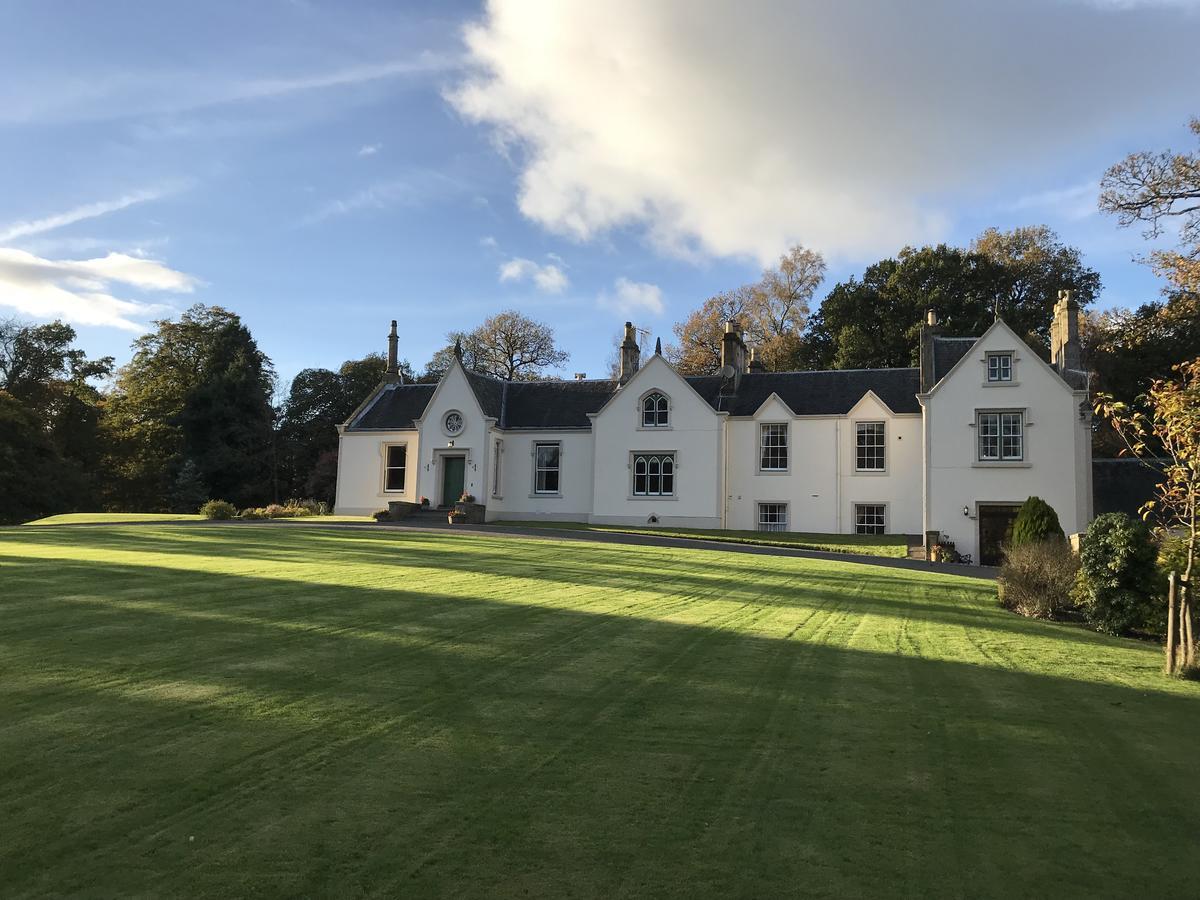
[168,459,210,513]
[1009,496,1065,548]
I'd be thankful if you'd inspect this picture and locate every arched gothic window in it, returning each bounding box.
[642,392,669,427]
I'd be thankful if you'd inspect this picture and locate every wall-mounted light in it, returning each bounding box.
[963,505,970,517]
[447,440,455,448]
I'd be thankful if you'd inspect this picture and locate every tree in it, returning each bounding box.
[669,245,825,374]
[0,390,86,524]
[1097,358,1200,673]
[1009,496,1065,549]
[101,305,274,510]
[1100,117,1200,296]
[425,311,568,381]
[1074,512,1162,637]
[277,353,390,498]
[177,321,276,508]
[168,459,209,514]
[1085,293,1200,455]
[802,230,1100,370]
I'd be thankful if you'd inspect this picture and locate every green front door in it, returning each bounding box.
[441,456,465,507]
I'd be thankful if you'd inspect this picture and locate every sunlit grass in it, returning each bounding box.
[0,524,1195,898]
[24,512,205,525]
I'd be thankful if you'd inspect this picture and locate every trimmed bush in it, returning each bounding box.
[199,500,237,520]
[1010,496,1065,549]
[240,507,266,520]
[998,540,1079,619]
[372,509,392,522]
[1074,512,1161,635]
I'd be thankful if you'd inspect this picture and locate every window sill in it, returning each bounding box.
[636,425,673,431]
[981,381,1020,388]
[972,461,1031,468]
[756,468,790,476]
[853,469,888,476]
[529,492,563,499]
[628,495,678,501]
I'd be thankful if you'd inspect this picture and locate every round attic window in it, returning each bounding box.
[443,411,465,436]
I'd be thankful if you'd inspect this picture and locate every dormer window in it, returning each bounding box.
[642,392,669,427]
[987,353,1013,383]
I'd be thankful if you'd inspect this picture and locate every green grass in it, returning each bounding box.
[24,512,206,526]
[494,520,910,557]
[1,525,1196,897]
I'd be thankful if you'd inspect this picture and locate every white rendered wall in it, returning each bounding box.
[923,322,1093,563]
[589,355,724,527]
[724,393,922,534]
[334,428,421,515]
[485,430,595,522]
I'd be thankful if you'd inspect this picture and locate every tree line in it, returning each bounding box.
[2,118,1196,524]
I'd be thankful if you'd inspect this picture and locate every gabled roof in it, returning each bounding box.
[347,382,436,430]
[686,369,921,415]
[345,364,923,431]
[924,318,1089,398]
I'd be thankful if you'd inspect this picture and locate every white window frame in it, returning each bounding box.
[533,442,562,496]
[977,410,1024,462]
[855,421,886,473]
[382,443,408,493]
[853,502,887,535]
[631,452,676,497]
[757,502,788,532]
[758,422,789,473]
[986,352,1014,383]
[639,391,671,428]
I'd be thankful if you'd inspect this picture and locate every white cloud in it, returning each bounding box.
[449,0,1200,263]
[480,235,499,248]
[0,186,180,243]
[598,277,664,316]
[0,249,197,331]
[358,142,383,156]
[1007,181,1101,221]
[300,180,415,225]
[498,256,569,293]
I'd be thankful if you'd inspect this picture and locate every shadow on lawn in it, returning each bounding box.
[1,549,1198,898]
[3,527,1133,653]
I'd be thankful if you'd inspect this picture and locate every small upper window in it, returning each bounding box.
[384,445,407,492]
[642,393,669,427]
[987,353,1013,383]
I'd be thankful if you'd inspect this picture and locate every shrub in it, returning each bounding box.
[372,509,391,522]
[1074,512,1162,635]
[998,540,1079,619]
[240,507,266,520]
[1010,496,1065,549]
[285,498,325,517]
[199,500,237,520]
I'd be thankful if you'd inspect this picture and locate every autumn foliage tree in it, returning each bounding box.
[669,245,825,374]
[424,310,568,381]
[1096,358,1200,675]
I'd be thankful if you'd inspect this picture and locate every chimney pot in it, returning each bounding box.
[385,320,400,382]
[618,321,641,383]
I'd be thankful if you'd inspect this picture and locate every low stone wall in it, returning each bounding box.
[387,501,421,520]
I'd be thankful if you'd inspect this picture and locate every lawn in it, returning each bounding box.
[493,520,910,557]
[1,525,1196,897]
[24,512,206,525]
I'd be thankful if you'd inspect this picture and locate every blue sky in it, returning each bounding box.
[1,0,1198,388]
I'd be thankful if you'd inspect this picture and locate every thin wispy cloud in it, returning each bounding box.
[358,143,383,157]
[300,180,416,226]
[0,248,198,331]
[498,256,569,293]
[1007,181,1101,221]
[598,277,664,316]
[0,186,181,243]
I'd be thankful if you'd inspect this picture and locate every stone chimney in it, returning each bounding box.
[720,320,747,394]
[747,347,766,373]
[618,321,641,384]
[919,307,940,393]
[1050,289,1081,374]
[384,320,400,383]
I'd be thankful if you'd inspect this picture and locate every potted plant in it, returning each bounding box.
[930,540,957,563]
[448,509,467,525]
[419,496,430,508]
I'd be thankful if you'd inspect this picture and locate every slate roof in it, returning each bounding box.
[346,365,924,431]
[686,369,921,415]
[347,383,435,429]
[932,337,976,383]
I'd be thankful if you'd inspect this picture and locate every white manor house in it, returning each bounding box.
[335,293,1094,565]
